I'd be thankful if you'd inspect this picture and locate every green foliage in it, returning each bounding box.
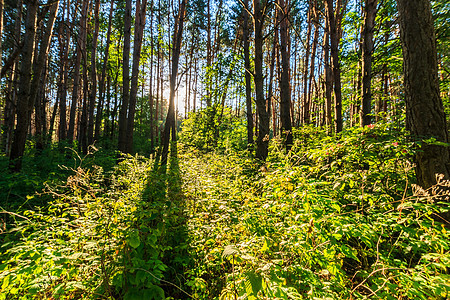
[0,151,187,299]
[179,106,247,152]
[181,124,449,299]
[0,144,118,211]
[2,124,449,299]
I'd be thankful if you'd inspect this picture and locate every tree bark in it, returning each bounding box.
[31,1,59,150]
[125,0,148,153]
[302,0,312,125]
[95,0,114,141]
[323,13,333,131]
[118,0,132,153]
[161,0,187,165]
[325,0,343,133]
[360,0,377,126]
[67,0,88,143]
[397,0,450,189]
[278,0,292,149]
[87,0,100,146]
[58,0,70,141]
[243,0,253,146]
[253,0,270,160]
[9,0,38,171]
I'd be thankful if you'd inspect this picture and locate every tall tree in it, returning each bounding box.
[360,0,377,126]
[323,12,333,131]
[87,0,101,146]
[9,0,39,171]
[325,0,343,133]
[67,0,89,143]
[161,0,187,165]
[118,0,132,153]
[125,0,148,153]
[302,0,313,125]
[58,0,70,141]
[278,0,292,148]
[2,0,22,155]
[95,0,115,141]
[253,0,270,160]
[242,0,253,146]
[397,0,450,189]
[31,1,59,150]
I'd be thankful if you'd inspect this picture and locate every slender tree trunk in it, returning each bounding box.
[323,14,333,131]
[253,0,270,160]
[94,0,114,141]
[32,1,59,150]
[149,0,155,152]
[267,13,277,136]
[307,2,319,126]
[360,0,377,126]
[86,0,100,146]
[118,0,132,152]
[161,0,187,165]
[206,0,212,107]
[302,0,312,125]
[278,0,292,148]
[48,92,59,144]
[325,0,343,133]
[243,0,253,146]
[397,0,450,189]
[9,0,38,171]
[125,0,148,153]
[58,0,69,141]
[2,0,21,154]
[68,0,88,143]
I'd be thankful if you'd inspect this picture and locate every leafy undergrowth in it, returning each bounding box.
[181,124,450,299]
[1,124,450,299]
[0,148,189,299]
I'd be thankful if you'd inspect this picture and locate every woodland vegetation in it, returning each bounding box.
[0,0,449,299]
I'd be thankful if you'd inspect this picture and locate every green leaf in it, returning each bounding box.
[245,271,263,298]
[127,229,141,249]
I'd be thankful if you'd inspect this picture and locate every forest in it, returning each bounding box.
[0,0,449,298]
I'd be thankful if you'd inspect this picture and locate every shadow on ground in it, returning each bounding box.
[120,142,194,299]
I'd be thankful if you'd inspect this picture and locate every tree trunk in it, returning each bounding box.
[267,12,277,136]
[9,0,38,171]
[323,14,333,132]
[253,0,270,160]
[87,0,100,146]
[278,0,292,149]
[149,0,155,152]
[67,0,88,143]
[58,0,70,141]
[31,1,59,151]
[325,0,343,133]
[2,0,21,155]
[118,0,132,153]
[125,0,148,153]
[95,0,114,141]
[243,0,253,146]
[360,0,377,126]
[397,0,450,189]
[160,0,187,165]
[302,0,312,125]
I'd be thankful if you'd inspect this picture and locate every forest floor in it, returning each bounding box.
[1,127,450,299]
